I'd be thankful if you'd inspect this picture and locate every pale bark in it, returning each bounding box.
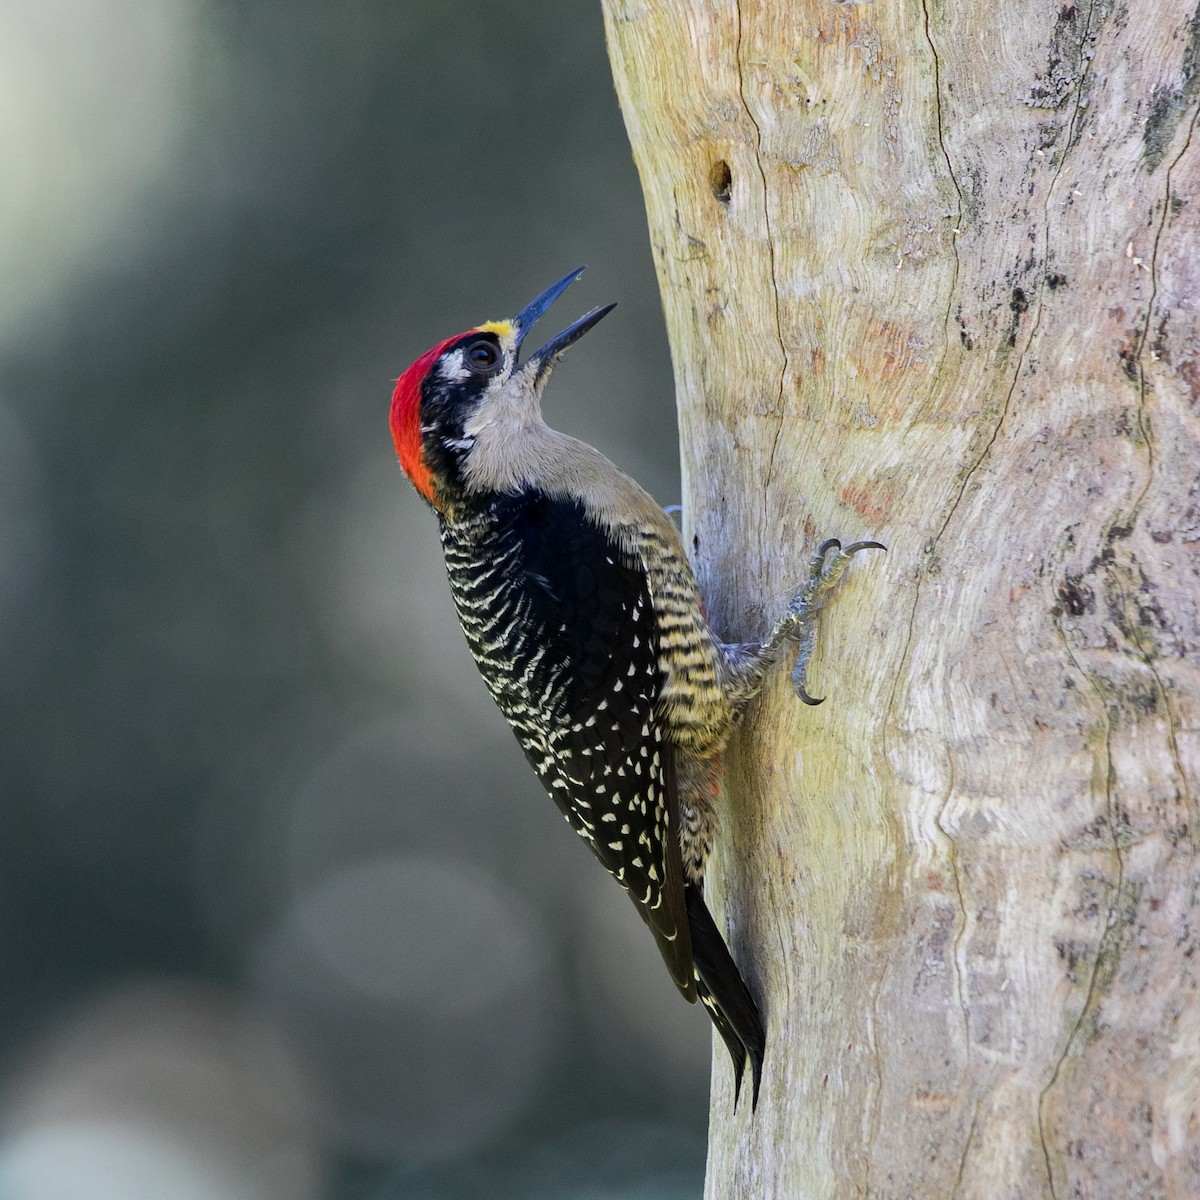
[602,1,1200,1196]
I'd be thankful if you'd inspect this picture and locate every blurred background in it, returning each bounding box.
[0,2,710,1197]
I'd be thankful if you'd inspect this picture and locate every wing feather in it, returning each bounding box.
[441,491,696,999]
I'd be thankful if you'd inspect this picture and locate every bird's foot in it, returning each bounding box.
[781,538,886,705]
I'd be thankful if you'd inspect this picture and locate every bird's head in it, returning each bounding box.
[390,267,615,509]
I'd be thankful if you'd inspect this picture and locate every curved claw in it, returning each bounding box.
[791,652,825,705]
[776,534,885,711]
[811,538,842,574]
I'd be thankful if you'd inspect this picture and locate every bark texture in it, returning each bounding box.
[602,1,1200,1196]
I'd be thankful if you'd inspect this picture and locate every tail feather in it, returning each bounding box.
[684,884,766,1109]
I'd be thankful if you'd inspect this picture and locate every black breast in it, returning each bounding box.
[439,490,657,763]
[437,488,694,994]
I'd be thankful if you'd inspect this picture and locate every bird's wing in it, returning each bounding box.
[498,490,696,1000]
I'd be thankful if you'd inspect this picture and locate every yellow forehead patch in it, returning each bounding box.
[476,320,515,339]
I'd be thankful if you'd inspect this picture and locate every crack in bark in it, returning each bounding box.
[951,1092,983,1199]
[931,0,1100,557]
[1126,100,1200,850]
[1027,22,1200,1190]
[1037,619,1128,1199]
[1117,560,1200,855]
[1130,63,1199,494]
[862,977,884,1200]
[1144,648,1199,855]
[886,0,1103,776]
[920,0,965,344]
[934,756,979,1193]
[882,11,1107,1189]
[889,0,1104,790]
[935,758,972,1047]
[885,24,1107,1129]
[732,0,788,497]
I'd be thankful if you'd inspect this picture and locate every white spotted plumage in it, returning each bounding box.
[390,269,858,1106]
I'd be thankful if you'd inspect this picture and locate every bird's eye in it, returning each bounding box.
[464,339,502,375]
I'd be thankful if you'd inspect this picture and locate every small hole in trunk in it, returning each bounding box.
[710,160,732,204]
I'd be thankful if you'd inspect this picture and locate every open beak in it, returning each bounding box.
[511,267,616,380]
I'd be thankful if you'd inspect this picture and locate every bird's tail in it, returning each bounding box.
[684,883,766,1109]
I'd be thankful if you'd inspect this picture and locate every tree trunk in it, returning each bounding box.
[602,1,1200,1195]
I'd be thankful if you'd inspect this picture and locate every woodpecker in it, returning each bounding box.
[389,268,881,1107]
